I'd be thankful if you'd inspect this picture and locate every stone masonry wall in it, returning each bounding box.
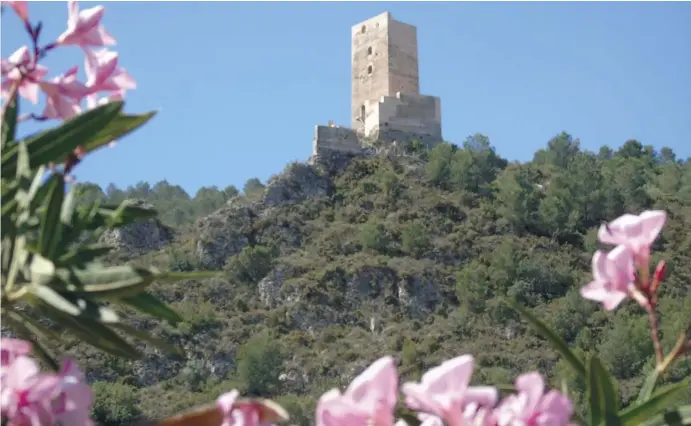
[365,92,442,145]
[312,125,362,156]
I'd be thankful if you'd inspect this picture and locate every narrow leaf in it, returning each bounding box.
[28,284,120,323]
[37,174,65,258]
[621,379,689,426]
[637,369,662,404]
[80,111,157,155]
[121,292,182,326]
[587,355,621,426]
[4,311,59,371]
[506,298,586,377]
[29,254,56,287]
[640,405,691,426]
[34,302,140,359]
[111,323,185,357]
[2,87,19,147]
[1,102,123,178]
[60,183,77,224]
[57,244,112,266]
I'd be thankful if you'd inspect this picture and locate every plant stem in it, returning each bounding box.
[647,305,664,366]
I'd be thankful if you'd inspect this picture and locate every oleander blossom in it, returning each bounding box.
[316,356,398,426]
[402,355,498,426]
[494,372,575,426]
[580,244,638,311]
[597,210,666,265]
[56,0,115,47]
[0,46,49,104]
[0,339,94,426]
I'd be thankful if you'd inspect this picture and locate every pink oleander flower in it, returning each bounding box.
[1,339,32,367]
[402,355,498,426]
[51,358,94,426]
[316,356,398,426]
[56,0,116,47]
[2,1,29,22]
[1,46,49,104]
[597,210,666,264]
[0,356,62,426]
[39,66,89,120]
[494,372,575,426]
[218,390,243,426]
[580,244,637,311]
[83,48,136,95]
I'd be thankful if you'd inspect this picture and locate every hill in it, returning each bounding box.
[69,133,691,425]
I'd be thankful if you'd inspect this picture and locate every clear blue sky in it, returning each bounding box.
[3,2,690,195]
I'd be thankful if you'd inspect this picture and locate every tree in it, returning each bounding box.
[236,331,284,397]
[243,178,265,197]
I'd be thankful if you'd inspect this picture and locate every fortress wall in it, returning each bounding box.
[366,92,442,140]
[312,125,362,156]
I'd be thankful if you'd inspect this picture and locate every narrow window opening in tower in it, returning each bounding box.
[361,25,366,34]
[367,46,373,55]
[367,65,373,75]
[360,105,366,122]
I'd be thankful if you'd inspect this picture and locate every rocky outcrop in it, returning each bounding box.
[99,199,172,256]
[194,198,255,269]
[263,163,332,207]
[257,260,442,329]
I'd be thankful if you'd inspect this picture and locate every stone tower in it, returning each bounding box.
[311,12,442,158]
[350,12,442,145]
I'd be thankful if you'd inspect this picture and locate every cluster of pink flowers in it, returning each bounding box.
[1,0,135,122]
[580,210,667,311]
[301,355,574,426]
[1,339,93,426]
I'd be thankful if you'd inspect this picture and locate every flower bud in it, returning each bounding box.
[650,260,667,295]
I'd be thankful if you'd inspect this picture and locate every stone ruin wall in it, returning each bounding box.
[312,92,443,156]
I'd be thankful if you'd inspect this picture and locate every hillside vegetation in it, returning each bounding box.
[72,133,691,425]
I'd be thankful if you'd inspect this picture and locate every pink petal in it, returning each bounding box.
[1,339,32,366]
[3,1,29,21]
[515,372,544,415]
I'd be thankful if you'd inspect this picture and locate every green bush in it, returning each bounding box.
[90,381,142,426]
[236,330,285,397]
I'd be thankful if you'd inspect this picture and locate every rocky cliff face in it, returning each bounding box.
[99,199,173,256]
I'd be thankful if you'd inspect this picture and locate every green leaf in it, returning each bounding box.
[4,311,60,371]
[80,111,156,155]
[57,265,160,299]
[506,298,586,377]
[57,244,112,266]
[2,87,19,147]
[34,300,140,359]
[29,254,56,287]
[621,379,690,426]
[60,183,77,224]
[121,291,182,326]
[37,174,65,258]
[111,322,185,358]
[638,368,662,404]
[587,355,621,426]
[28,284,120,323]
[640,405,691,426]
[1,102,123,178]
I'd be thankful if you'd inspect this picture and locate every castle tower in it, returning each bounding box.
[350,12,442,145]
[311,12,442,158]
[351,12,420,128]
